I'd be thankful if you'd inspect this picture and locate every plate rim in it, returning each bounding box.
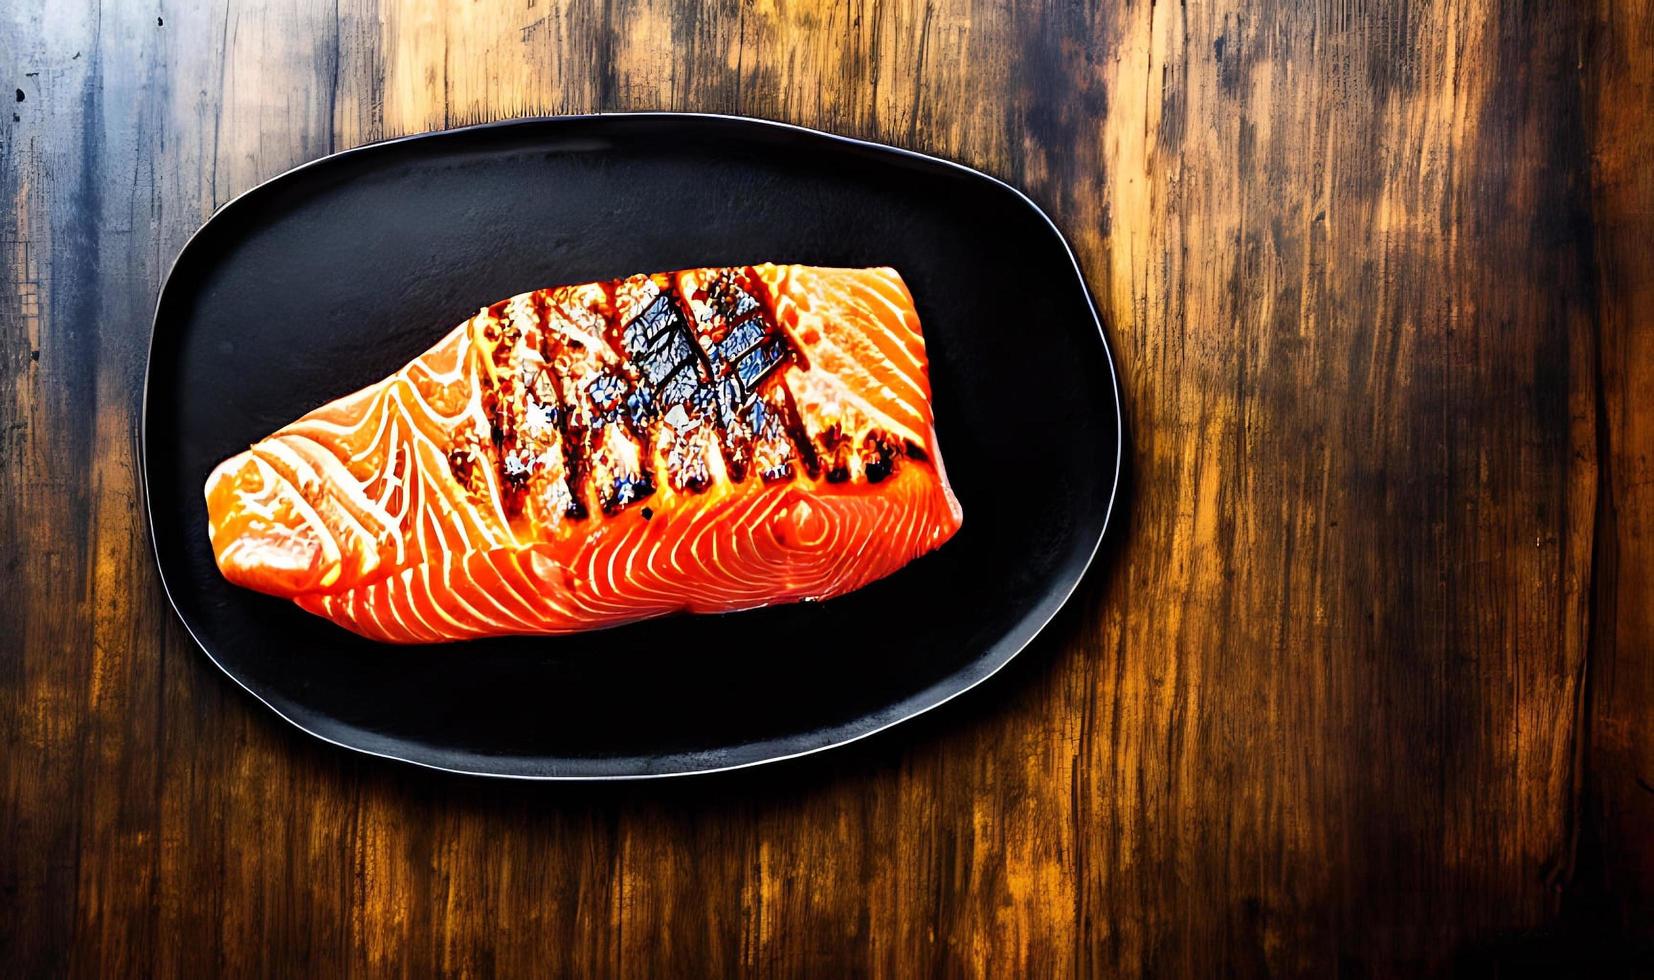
[140,110,1124,780]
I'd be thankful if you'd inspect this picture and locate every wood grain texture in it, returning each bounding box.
[1579,0,1654,954]
[1,0,1650,975]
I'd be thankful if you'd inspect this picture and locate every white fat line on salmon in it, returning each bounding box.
[499,550,566,627]
[362,587,411,643]
[517,550,578,627]
[422,455,498,553]
[250,440,383,580]
[388,371,477,435]
[211,455,281,526]
[413,558,482,634]
[437,385,517,548]
[618,527,678,608]
[427,468,489,553]
[804,315,931,421]
[821,277,930,376]
[401,322,473,385]
[525,550,588,623]
[597,518,644,612]
[705,509,796,601]
[645,494,770,604]
[787,372,928,459]
[571,521,652,616]
[660,499,729,593]
[369,418,408,511]
[275,433,404,566]
[771,267,928,377]
[236,458,345,577]
[369,430,412,531]
[539,555,615,621]
[705,491,783,589]
[673,491,784,601]
[413,562,475,636]
[289,390,394,456]
[390,565,445,641]
[465,552,544,626]
[842,297,931,387]
[443,556,526,636]
[293,398,452,572]
[293,378,403,448]
[361,569,414,640]
[412,461,436,571]
[751,517,807,586]
[351,588,398,643]
[777,274,930,407]
[426,322,479,380]
[384,571,436,642]
[463,553,534,625]
[291,356,473,449]
[882,494,922,566]
[799,498,867,585]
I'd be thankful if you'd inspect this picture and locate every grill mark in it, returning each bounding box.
[516,294,588,522]
[566,281,658,514]
[861,430,900,484]
[776,380,822,479]
[615,279,722,495]
[537,296,600,520]
[701,274,755,483]
[521,292,587,522]
[670,286,724,493]
[480,305,534,518]
[748,389,798,483]
[687,269,807,485]
[541,291,603,518]
[542,370,589,521]
[451,267,905,522]
[816,421,853,483]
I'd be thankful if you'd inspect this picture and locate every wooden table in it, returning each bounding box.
[4,1,1651,975]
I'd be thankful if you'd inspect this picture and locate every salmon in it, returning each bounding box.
[203,264,963,643]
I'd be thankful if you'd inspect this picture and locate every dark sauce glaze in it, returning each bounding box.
[604,472,656,515]
[777,382,822,479]
[446,445,485,496]
[861,431,901,484]
[451,268,914,521]
[530,301,592,521]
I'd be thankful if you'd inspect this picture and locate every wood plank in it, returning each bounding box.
[0,0,1644,974]
[1579,0,1654,954]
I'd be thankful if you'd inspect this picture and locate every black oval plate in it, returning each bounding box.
[143,114,1121,779]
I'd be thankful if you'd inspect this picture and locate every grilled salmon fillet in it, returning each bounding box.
[204,264,963,642]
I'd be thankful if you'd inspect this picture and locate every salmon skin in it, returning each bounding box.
[204,264,963,643]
